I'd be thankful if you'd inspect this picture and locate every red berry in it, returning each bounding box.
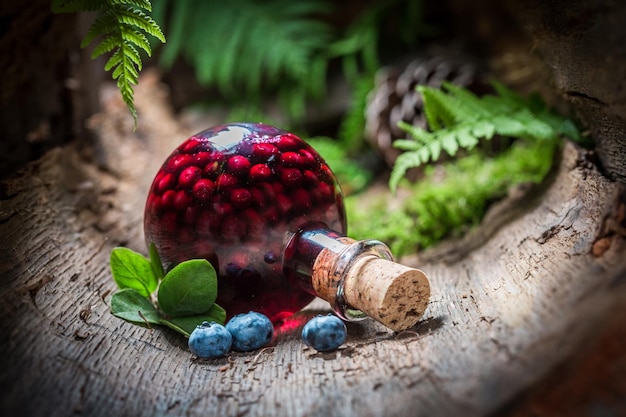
[181,139,201,153]
[281,168,302,188]
[271,182,284,196]
[249,164,272,182]
[227,155,251,176]
[321,182,335,201]
[251,143,279,161]
[173,190,193,211]
[166,154,193,173]
[230,188,252,209]
[276,133,300,150]
[204,161,222,179]
[179,166,201,189]
[156,173,176,194]
[161,189,177,209]
[193,179,214,202]
[302,170,319,187]
[280,152,301,167]
[216,173,238,190]
[298,148,317,168]
[193,151,213,167]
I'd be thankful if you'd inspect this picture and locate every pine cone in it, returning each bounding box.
[365,54,487,167]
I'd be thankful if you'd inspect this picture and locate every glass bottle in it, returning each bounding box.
[144,123,429,330]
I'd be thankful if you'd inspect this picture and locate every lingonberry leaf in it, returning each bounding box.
[159,304,227,337]
[110,247,158,297]
[157,259,217,317]
[110,288,160,325]
[148,242,165,280]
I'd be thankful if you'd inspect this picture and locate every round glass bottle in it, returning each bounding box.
[144,123,430,330]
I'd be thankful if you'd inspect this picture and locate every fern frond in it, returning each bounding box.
[389,82,582,192]
[418,86,459,129]
[115,6,164,42]
[121,29,151,56]
[81,12,118,47]
[159,0,331,107]
[111,0,152,11]
[53,0,166,126]
[91,33,120,58]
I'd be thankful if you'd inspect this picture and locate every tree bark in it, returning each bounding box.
[0,70,625,417]
[0,0,100,178]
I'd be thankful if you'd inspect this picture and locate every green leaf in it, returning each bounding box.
[91,33,120,58]
[110,247,158,297]
[110,288,160,325]
[159,304,227,337]
[157,259,218,317]
[149,243,165,280]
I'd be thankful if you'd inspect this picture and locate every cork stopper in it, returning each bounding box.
[343,256,430,331]
[311,237,430,331]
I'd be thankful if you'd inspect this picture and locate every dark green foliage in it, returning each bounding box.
[52,0,165,125]
[338,75,377,152]
[389,81,583,191]
[347,139,559,256]
[152,0,332,120]
[150,0,418,122]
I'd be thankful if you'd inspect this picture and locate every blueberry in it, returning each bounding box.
[301,314,347,352]
[226,311,274,352]
[188,321,232,358]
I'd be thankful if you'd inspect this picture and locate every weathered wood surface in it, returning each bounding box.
[1,74,625,417]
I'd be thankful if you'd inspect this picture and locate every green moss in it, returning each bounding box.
[346,139,558,256]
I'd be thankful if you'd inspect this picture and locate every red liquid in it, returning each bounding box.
[144,123,347,322]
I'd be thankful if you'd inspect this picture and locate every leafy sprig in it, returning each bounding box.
[52,0,166,125]
[389,81,583,191]
[109,245,225,337]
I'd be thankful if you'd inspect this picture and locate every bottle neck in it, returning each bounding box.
[283,222,394,321]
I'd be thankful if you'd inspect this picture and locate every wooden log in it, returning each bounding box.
[0,71,624,417]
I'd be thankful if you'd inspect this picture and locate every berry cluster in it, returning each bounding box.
[188,311,274,359]
[188,312,347,359]
[144,123,347,321]
[146,124,340,246]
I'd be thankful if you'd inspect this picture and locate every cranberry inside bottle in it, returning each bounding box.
[144,123,347,322]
